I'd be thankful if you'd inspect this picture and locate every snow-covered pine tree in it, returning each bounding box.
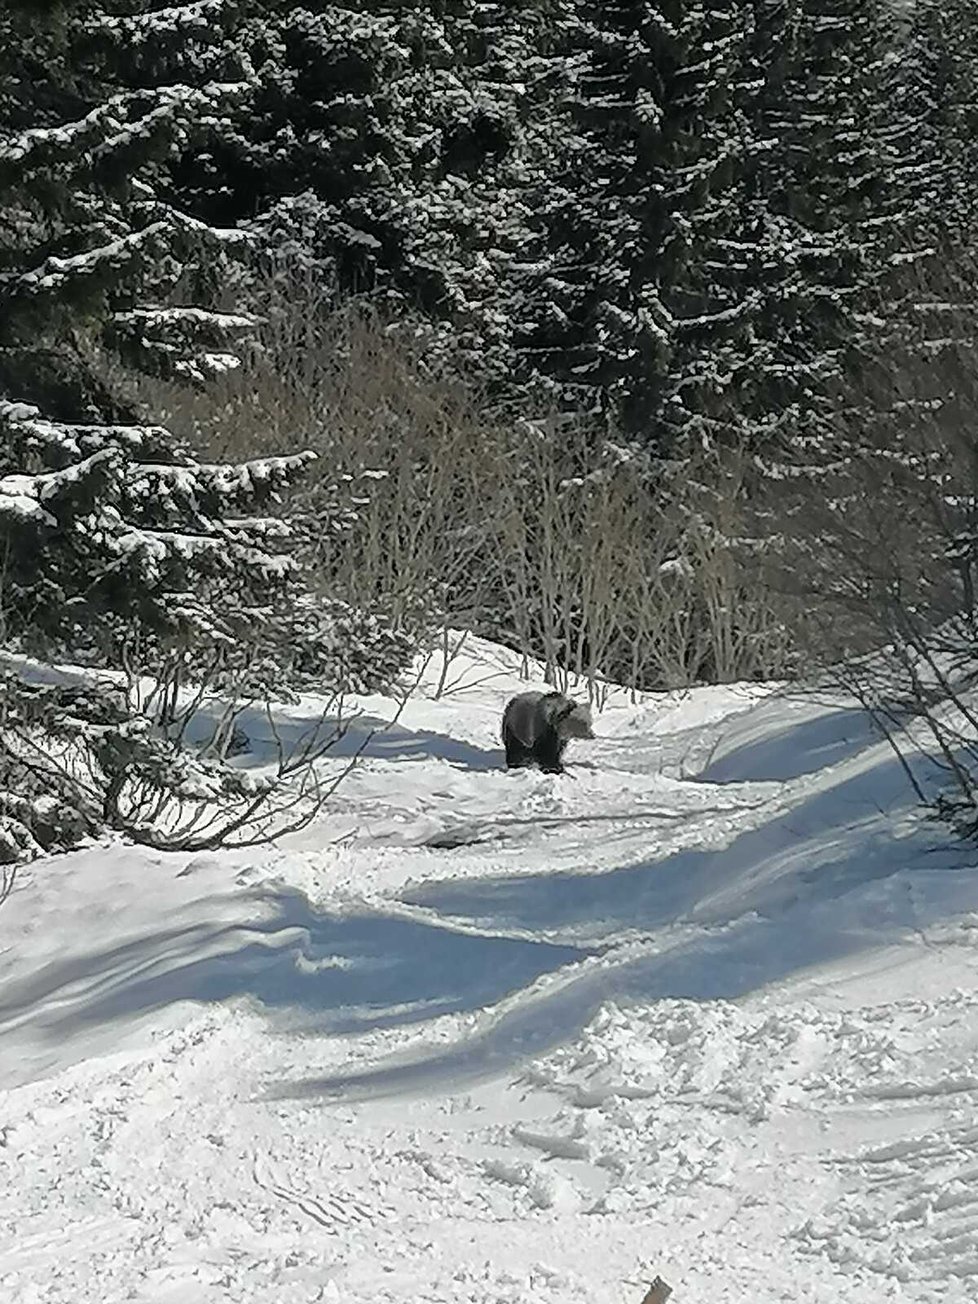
[163,1,579,407]
[888,0,978,250]
[0,473,313,864]
[838,0,978,603]
[387,1,580,398]
[0,400,313,667]
[160,3,417,299]
[736,0,903,563]
[877,0,978,380]
[724,0,817,449]
[0,2,398,864]
[755,0,898,423]
[0,0,259,406]
[744,0,978,668]
[133,4,528,403]
[514,2,759,449]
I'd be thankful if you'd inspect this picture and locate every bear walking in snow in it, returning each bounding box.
[501,690,594,773]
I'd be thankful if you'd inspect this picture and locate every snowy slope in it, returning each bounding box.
[2,638,978,1304]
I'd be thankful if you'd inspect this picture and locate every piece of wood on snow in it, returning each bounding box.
[639,1277,673,1304]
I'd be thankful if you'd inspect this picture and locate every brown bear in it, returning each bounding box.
[501,690,594,774]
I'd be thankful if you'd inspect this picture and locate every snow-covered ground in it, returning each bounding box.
[3,637,978,1303]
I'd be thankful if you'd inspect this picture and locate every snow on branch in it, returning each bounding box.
[90,81,253,165]
[14,221,172,294]
[133,453,317,507]
[0,92,138,166]
[11,203,251,305]
[168,207,253,248]
[175,353,243,379]
[111,526,297,581]
[110,307,259,376]
[0,450,116,528]
[112,307,258,333]
[97,0,237,41]
[0,400,170,462]
[0,475,57,526]
[0,81,251,180]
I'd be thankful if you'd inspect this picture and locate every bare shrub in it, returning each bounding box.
[126,265,494,637]
[485,420,794,696]
[123,262,800,696]
[0,648,422,858]
[634,440,795,687]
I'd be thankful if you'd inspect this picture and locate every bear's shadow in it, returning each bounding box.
[189,704,502,772]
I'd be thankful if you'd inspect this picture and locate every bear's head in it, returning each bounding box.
[553,696,594,741]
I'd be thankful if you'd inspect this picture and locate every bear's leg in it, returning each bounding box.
[535,732,565,774]
[505,738,530,768]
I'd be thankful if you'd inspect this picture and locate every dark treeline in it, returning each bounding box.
[5,3,978,442]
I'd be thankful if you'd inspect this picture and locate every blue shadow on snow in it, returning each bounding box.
[251,711,501,770]
[698,704,884,784]
[268,743,977,1101]
[0,888,589,1041]
[403,745,961,940]
[179,698,501,771]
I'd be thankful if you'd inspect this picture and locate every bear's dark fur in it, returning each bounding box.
[501,690,594,774]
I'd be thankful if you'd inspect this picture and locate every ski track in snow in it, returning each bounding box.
[2,641,978,1302]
